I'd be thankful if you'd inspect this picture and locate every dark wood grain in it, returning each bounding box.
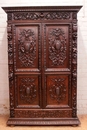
[2,6,82,126]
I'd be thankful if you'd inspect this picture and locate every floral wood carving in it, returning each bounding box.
[15,110,71,118]
[19,78,37,104]
[49,78,66,103]
[18,29,36,67]
[13,12,70,20]
[49,28,66,66]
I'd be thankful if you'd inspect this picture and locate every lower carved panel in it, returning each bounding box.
[46,75,69,106]
[15,110,72,118]
[16,75,41,107]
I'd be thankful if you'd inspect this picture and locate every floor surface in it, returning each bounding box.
[0,115,87,130]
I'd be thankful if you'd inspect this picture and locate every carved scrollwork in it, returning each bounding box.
[19,78,37,104]
[13,12,71,20]
[49,28,66,66]
[49,78,66,103]
[18,29,36,67]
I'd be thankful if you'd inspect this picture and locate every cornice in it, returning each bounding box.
[2,6,82,13]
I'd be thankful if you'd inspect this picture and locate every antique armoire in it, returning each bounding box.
[2,6,82,126]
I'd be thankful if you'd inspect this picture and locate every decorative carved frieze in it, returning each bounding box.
[13,12,71,20]
[15,110,71,118]
[49,28,66,66]
[6,11,78,21]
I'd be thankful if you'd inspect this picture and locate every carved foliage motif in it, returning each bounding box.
[18,29,36,67]
[49,28,66,66]
[72,22,77,117]
[19,77,37,104]
[13,12,70,20]
[7,24,14,117]
[15,110,71,118]
[49,78,66,103]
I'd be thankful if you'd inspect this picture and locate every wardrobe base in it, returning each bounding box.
[7,117,80,126]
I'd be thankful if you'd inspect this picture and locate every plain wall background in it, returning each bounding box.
[0,0,87,115]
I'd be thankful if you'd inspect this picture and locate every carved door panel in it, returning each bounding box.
[13,23,72,110]
[14,24,42,108]
[43,23,72,108]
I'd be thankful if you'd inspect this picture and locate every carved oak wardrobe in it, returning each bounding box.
[2,6,82,126]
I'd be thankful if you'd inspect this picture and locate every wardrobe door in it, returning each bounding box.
[42,23,72,113]
[13,23,42,109]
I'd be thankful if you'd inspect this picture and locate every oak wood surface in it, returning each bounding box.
[2,6,82,126]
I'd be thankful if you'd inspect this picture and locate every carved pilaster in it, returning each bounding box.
[44,24,46,70]
[72,22,77,117]
[7,24,14,117]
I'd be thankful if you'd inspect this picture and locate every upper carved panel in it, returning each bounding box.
[18,29,36,67]
[49,28,66,66]
[13,12,71,20]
